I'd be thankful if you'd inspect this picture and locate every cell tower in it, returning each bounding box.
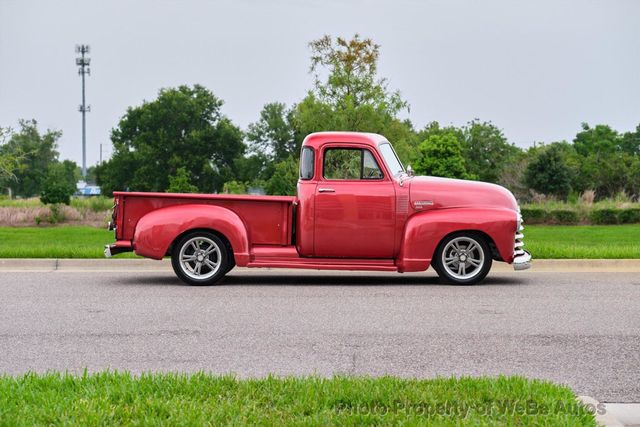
[75,44,91,178]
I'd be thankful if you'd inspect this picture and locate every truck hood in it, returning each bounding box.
[408,176,518,212]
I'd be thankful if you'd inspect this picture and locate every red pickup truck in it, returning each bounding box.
[105,131,530,285]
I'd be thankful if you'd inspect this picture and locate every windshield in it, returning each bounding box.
[378,142,405,176]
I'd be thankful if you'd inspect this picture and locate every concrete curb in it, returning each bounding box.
[491,259,640,272]
[0,258,639,272]
[604,403,640,427]
[577,396,625,427]
[0,258,170,272]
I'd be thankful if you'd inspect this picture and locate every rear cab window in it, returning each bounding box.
[300,147,315,180]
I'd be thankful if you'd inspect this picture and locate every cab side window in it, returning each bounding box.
[323,148,383,180]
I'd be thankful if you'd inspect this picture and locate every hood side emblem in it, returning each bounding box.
[413,200,434,209]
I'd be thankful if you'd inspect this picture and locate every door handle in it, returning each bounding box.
[318,188,335,193]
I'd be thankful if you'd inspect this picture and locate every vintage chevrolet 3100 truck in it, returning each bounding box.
[105,131,531,285]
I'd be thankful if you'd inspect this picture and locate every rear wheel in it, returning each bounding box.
[171,231,229,286]
[432,233,492,285]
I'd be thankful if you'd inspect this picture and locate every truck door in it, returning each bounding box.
[313,145,396,258]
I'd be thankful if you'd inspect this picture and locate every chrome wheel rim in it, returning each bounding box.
[179,236,221,280]
[441,236,485,280]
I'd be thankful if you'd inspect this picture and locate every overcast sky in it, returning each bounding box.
[1,0,638,167]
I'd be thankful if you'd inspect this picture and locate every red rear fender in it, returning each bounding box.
[133,204,250,264]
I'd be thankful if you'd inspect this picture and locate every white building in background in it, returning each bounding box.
[76,180,101,196]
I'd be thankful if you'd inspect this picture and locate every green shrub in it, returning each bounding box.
[590,208,619,225]
[48,204,63,224]
[549,209,579,224]
[520,207,548,224]
[40,164,76,206]
[618,208,640,224]
[40,183,73,205]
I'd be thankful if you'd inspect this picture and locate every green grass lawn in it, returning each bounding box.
[0,373,595,426]
[523,224,640,259]
[0,224,638,259]
[0,226,136,258]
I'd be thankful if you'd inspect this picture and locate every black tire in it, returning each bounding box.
[432,232,492,285]
[224,255,236,274]
[171,231,230,286]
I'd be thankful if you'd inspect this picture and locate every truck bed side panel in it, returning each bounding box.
[116,192,294,246]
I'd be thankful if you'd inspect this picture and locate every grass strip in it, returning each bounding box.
[523,224,640,259]
[0,226,137,258]
[0,373,595,426]
[0,225,638,259]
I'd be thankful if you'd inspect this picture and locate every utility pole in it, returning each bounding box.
[75,44,91,178]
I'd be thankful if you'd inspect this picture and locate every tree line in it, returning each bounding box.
[1,35,639,203]
[0,120,80,204]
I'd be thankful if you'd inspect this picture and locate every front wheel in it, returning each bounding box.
[171,231,230,286]
[432,233,492,285]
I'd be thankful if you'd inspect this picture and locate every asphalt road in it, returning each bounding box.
[1,268,639,402]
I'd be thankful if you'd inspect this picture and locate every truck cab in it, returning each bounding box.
[106,131,531,286]
[296,133,400,259]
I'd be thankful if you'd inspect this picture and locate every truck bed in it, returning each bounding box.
[113,192,296,246]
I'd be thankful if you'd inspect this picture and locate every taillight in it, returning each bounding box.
[108,200,117,232]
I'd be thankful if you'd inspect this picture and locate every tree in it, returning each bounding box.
[233,153,272,184]
[0,120,61,197]
[246,102,299,162]
[496,151,530,202]
[222,180,247,194]
[84,165,98,184]
[308,34,406,113]
[576,153,635,199]
[573,123,620,157]
[621,124,640,156]
[167,167,198,193]
[571,123,637,198]
[524,143,573,198]
[0,127,20,186]
[628,156,640,198]
[291,34,418,164]
[97,85,244,195]
[415,132,473,179]
[460,120,521,183]
[265,157,298,196]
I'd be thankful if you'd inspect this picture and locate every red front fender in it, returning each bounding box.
[396,207,517,272]
[133,204,250,265]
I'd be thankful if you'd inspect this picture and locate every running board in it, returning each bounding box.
[248,246,397,271]
[246,259,398,272]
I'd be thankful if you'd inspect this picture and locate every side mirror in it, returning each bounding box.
[406,164,415,177]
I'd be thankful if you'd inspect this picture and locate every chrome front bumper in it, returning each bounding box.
[513,212,532,270]
[513,250,532,270]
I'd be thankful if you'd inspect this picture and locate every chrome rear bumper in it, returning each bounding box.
[104,241,133,258]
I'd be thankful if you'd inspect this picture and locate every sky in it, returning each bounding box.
[0,0,639,168]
